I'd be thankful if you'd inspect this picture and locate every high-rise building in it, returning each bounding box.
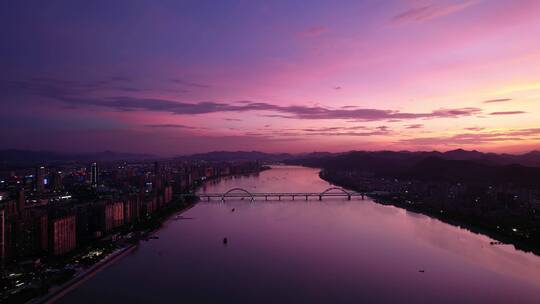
[17,189,24,213]
[90,163,98,187]
[1,209,5,267]
[104,201,124,232]
[154,161,160,175]
[51,171,63,191]
[35,166,45,193]
[50,214,76,256]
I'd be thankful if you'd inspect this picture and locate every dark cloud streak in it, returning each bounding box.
[392,1,476,24]
[489,111,526,115]
[144,124,195,129]
[400,128,540,145]
[483,98,512,104]
[299,26,329,37]
[170,79,211,88]
[2,77,483,122]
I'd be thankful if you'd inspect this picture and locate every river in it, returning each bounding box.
[58,166,540,303]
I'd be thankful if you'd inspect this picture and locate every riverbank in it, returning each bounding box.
[318,172,540,256]
[31,244,137,304]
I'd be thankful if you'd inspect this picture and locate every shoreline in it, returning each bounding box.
[32,244,137,304]
[318,172,540,257]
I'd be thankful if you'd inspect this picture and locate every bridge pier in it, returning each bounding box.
[347,195,351,200]
[265,196,268,201]
[207,196,210,202]
[305,195,308,201]
[292,195,295,201]
[319,195,322,201]
[278,195,281,201]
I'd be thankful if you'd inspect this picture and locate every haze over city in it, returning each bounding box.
[2,0,539,155]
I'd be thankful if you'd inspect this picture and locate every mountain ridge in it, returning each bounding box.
[2,148,540,167]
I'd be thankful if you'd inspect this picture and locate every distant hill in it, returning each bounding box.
[287,149,540,187]
[506,150,540,167]
[176,150,353,162]
[0,149,156,166]
[3,148,540,171]
[403,157,540,186]
[176,151,293,162]
[286,150,423,174]
[287,149,540,169]
[437,149,540,167]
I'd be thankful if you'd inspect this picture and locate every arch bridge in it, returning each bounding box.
[185,187,366,202]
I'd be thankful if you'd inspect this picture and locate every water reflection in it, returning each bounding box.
[58,166,540,304]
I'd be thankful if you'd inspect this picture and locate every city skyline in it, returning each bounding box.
[1,0,540,156]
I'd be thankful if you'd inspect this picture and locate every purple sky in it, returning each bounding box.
[1,0,539,156]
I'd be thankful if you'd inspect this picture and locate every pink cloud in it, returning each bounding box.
[400,128,540,146]
[392,0,478,24]
[299,26,329,37]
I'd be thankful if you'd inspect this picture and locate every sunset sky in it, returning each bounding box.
[1,0,539,155]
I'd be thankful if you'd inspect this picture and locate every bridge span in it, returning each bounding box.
[180,187,367,202]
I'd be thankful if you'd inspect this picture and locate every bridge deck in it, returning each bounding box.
[190,192,364,197]
[178,191,366,202]
[177,187,367,201]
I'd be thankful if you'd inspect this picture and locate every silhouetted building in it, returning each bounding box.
[12,211,46,257]
[38,214,48,253]
[90,162,98,187]
[164,185,173,204]
[205,167,214,178]
[50,171,64,191]
[35,166,45,193]
[1,200,17,218]
[1,209,5,266]
[123,195,141,224]
[154,161,160,175]
[17,189,25,213]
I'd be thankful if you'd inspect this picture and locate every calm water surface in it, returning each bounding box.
[59,166,540,303]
